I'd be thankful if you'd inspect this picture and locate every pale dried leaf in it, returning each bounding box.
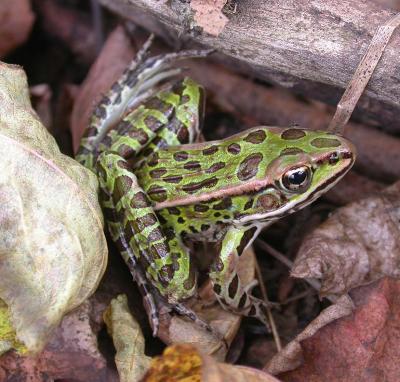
[142,343,280,382]
[190,0,229,36]
[291,181,400,297]
[265,295,354,375]
[0,62,107,353]
[104,294,151,382]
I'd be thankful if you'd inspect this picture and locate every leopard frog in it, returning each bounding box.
[77,39,356,336]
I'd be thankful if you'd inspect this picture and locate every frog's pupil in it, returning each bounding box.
[289,169,307,185]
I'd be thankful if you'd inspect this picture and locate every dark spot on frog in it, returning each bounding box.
[181,94,190,103]
[227,143,241,155]
[147,152,160,167]
[213,283,221,294]
[244,199,253,210]
[206,162,226,174]
[144,115,163,131]
[127,128,149,145]
[310,137,341,148]
[213,197,232,210]
[238,294,247,309]
[237,153,263,181]
[167,207,180,215]
[147,184,168,202]
[136,213,157,230]
[94,105,107,119]
[244,129,267,144]
[173,151,189,161]
[177,126,189,144]
[182,177,218,194]
[131,191,149,209]
[162,174,183,184]
[202,145,219,155]
[151,242,169,259]
[248,305,257,316]
[184,161,202,171]
[228,274,239,298]
[201,224,210,231]
[281,128,306,140]
[148,228,164,242]
[188,226,199,234]
[177,217,185,224]
[280,147,305,156]
[236,227,257,255]
[149,168,168,179]
[194,204,209,212]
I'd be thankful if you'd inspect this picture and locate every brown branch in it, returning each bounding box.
[98,0,400,133]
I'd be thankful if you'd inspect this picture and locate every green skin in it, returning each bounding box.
[77,40,356,336]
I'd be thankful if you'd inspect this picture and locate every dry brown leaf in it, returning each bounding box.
[0,0,35,57]
[272,278,400,381]
[70,25,135,152]
[104,294,152,382]
[265,294,354,375]
[0,62,107,353]
[190,0,229,36]
[291,181,400,297]
[0,301,118,381]
[142,343,280,382]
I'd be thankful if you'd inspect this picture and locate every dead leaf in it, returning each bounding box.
[0,301,118,381]
[265,294,354,375]
[142,343,280,382]
[104,294,152,382]
[0,0,34,57]
[0,61,107,353]
[70,25,135,152]
[190,0,229,36]
[291,181,400,297]
[272,278,400,381]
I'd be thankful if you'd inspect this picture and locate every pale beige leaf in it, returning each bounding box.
[104,295,151,382]
[291,181,400,297]
[0,62,107,353]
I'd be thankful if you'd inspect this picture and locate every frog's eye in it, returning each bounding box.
[281,166,312,192]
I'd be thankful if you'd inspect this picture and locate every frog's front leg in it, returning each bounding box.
[209,226,272,329]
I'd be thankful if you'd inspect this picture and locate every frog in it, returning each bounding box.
[76,37,356,337]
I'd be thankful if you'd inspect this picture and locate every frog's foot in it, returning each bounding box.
[172,301,228,349]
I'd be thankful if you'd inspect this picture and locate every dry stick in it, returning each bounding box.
[329,13,400,134]
[255,239,335,299]
[253,258,282,352]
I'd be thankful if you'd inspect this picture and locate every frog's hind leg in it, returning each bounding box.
[209,226,274,330]
[76,35,210,169]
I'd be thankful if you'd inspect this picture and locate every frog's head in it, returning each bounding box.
[234,127,356,224]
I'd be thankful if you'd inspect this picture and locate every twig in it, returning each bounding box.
[328,12,400,134]
[253,257,282,352]
[254,239,325,294]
